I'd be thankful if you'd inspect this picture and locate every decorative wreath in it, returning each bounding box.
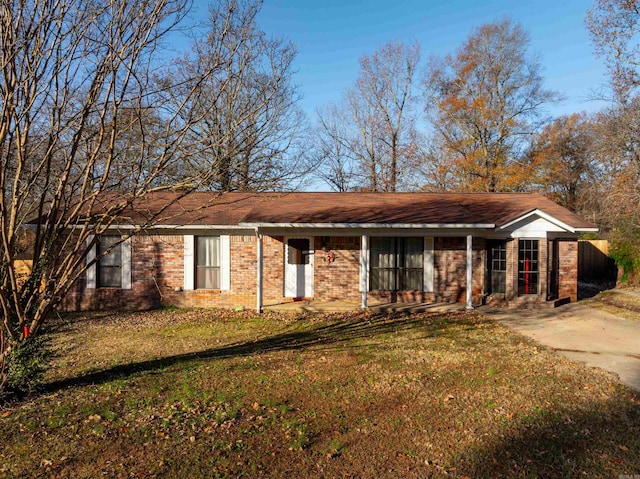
[325,250,336,263]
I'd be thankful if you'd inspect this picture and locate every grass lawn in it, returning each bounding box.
[1,308,639,478]
[583,289,640,320]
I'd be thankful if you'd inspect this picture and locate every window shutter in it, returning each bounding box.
[184,235,194,290]
[423,237,434,293]
[220,235,230,291]
[121,237,132,289]
[86,236,96,289]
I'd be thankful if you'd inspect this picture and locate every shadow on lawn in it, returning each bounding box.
[457,392,640,478]
[41,310,476,395]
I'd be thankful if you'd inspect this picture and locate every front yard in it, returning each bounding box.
[1,309,639,478]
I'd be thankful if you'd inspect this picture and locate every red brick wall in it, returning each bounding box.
[558,239,578,302]
[62,234,180,311]
[432,237,484,303]
[63,234,290,311]
[165,234,285,309]
[263,235,285,303]
[61,232,579,312]
[314,236,360,301]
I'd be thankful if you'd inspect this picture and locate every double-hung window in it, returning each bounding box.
[196,236,220,289]
[97,236,122,288]
[183,235,229,291]
[487,240,507,294]
[86,235,131,290]
[370,237,423,291]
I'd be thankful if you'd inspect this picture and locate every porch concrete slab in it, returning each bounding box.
[264,301,361,312]
[480,303,640,391]
[368,302,465,314]
[264,301,465,314]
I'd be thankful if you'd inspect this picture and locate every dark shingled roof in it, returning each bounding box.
[108,191,596,230]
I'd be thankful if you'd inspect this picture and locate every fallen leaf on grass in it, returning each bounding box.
[1,411,10,417]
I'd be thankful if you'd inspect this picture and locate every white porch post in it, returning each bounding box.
[256,230,263,313]
[466,234,474,310]
[360,235,369,309]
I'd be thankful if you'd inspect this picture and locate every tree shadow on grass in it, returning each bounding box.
[456,391,640,478]
[39,310,475,396]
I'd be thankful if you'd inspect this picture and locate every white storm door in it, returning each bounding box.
[284,237,314,298]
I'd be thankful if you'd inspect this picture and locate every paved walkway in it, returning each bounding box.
[480,302,640,391]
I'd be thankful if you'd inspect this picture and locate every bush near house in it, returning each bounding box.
[609,225,640,285]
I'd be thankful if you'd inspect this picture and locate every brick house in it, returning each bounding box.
[64,192,597,312]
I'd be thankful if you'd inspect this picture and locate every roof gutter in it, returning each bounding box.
[238,222,496,229]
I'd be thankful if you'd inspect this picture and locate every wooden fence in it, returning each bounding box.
[578,240,616,281]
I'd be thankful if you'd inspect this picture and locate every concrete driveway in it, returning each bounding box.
[480,302,640,391]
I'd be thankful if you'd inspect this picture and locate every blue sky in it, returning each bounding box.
[180,1,611,122]
[242,0,609,121]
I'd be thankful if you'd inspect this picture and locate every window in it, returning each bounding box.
[370,237,423,291]
[97,236,123,288]
[196,236,220,289]
[487,240,507,294]
[287,238,310,265]
[86,235,130,290]
[518,239,539,295]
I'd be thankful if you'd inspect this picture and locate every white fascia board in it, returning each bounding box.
[496,209,576,233]
[240,222,496,229]
[101,224,251,230]
[575,227,599,233]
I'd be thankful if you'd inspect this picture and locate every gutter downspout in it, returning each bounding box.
[256,228,263,314]
[361,235,368,309]
[466,234,474,310]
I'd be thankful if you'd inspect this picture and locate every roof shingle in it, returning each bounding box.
[109,191,596,230]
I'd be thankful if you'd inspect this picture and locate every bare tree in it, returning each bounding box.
[0,0,245,393]
[315,41,421,192]
[313,104,357,191]
[171,0,308,192]
[423,18,559,192]
[586,0,640,97]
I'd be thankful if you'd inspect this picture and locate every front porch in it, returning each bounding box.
[264,300,466,314]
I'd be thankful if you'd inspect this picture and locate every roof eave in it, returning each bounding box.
[496,209,580,234]
[240,222,496,229]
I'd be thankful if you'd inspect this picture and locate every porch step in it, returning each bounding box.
[485,296,572,309]
[264,301,360,312]
[368,302,465,314]
[550,297,571,308]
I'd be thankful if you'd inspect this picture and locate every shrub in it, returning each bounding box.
[5,335,51,395]
[609,226,640,284]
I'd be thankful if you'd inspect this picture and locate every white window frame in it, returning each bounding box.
[86,235,131,289]
[184,234,230,291]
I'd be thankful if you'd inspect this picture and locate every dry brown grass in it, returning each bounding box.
[583,289,640,320]
[1,308,639,478]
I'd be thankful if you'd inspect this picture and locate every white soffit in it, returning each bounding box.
[497,209,576,234]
